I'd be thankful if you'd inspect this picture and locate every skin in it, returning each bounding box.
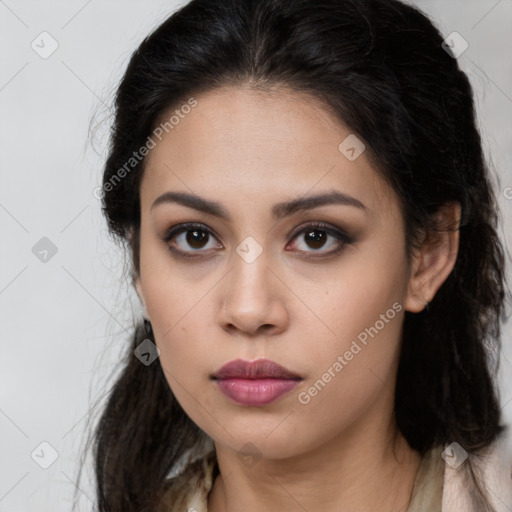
[134,84,460,512]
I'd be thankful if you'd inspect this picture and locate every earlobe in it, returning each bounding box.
[404,202,461,313]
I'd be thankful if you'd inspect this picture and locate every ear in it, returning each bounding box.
[404,202,461,313]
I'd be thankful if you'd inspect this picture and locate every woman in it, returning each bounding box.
[84,0,512,510]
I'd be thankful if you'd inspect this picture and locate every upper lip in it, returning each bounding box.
[211,358,303,380]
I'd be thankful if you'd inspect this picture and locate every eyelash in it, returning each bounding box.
[161,221,353,259]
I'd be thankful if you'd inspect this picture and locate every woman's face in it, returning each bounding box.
[136,85,423,459]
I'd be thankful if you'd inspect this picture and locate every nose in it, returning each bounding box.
[218,250,289,336]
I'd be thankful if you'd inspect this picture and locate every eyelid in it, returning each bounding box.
[162,222,216,241]
[287,221,351,244]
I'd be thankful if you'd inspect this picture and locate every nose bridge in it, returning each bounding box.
[218,239,287,333]
[229,240,273,304]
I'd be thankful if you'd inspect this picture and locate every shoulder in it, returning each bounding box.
[442,433,512,512]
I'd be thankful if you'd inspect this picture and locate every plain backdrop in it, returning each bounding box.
[1,1,511,510]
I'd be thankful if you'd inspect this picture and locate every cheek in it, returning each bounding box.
[299,243,407,402]
[318,243,407,344]
[150,313,211,420]
[140,239,210,330]
[148,296,204,376]
[140,273,206,385]
[292,296,405,452]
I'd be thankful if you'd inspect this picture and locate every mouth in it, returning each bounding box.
[211,358,303,406]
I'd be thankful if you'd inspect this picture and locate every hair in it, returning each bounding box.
[77,0,511,510]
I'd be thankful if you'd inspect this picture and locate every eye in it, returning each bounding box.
[162,223,221,257]
[161,221,352,259]
[287,222,353,257]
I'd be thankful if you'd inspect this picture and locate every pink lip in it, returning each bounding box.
[211,358,303,406]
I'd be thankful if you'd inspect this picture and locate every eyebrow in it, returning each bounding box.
[151,190,367,221]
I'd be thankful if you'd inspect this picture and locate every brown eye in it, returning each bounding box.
[163,223,222,256]
[185,229,209,249]
[303,229,328,250]
[288,222,353,256]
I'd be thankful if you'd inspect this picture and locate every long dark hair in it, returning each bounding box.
[77,0,510,510]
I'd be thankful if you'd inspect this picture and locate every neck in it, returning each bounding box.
[207,417,422,512]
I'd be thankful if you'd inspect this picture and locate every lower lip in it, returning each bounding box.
[215,378,300,406]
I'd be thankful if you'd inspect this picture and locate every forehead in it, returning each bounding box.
[140,85,397,220]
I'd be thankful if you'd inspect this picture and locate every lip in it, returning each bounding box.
[212,358,302,380]
[211,358,303,406]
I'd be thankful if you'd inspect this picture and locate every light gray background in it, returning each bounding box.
[1,1,511,510]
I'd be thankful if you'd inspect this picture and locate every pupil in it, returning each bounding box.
[186,230,208,248]
[306,230,326,249]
